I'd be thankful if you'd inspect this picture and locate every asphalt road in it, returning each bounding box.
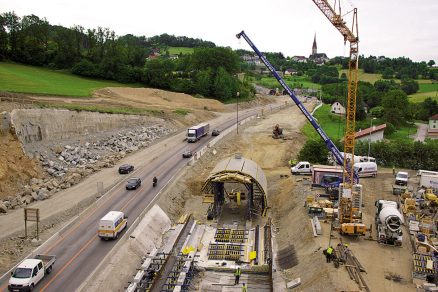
[1,103,289,291]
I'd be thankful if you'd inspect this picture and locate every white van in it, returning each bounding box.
[354,162,378,178]
[98,211,127,240]
[291,161,312,175]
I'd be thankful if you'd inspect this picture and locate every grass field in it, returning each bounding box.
[409,91,438,103]
[167,47,194,55]
[302,103,418,142]
[0,62,135,97]
[418,82,438,93]
[301,104,345,141]
[385,124,418,141]
[257,75,321,90]
[340,69,384,84]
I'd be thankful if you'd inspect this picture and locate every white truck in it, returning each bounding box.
[8,254,56,291]
[419,173,438,190]
[375,200,404,246]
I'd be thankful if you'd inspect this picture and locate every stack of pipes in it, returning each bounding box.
[335,243,370,292]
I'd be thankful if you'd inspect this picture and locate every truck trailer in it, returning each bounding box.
[187,123,210,143]
[419,174,438,190]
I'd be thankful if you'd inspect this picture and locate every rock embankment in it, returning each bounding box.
[0,109,177,213]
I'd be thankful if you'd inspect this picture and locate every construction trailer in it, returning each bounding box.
[312,165,343,187]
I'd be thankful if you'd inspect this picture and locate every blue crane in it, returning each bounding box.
[236,30,347,171]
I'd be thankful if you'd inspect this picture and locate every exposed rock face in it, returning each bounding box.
[0,109,177,212]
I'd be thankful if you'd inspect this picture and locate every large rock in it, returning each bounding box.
[0,202,7,213]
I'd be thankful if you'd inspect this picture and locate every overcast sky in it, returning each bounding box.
[1,0,437,62]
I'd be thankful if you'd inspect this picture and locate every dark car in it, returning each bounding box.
[182,150,193,158]
[212,129,220,136]
[126,177,141,190]
[118,164,134,174]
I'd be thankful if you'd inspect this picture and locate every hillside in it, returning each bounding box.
[0,62,136,97]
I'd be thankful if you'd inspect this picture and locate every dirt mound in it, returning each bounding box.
[0,131,42,200]
[94,87,227,112]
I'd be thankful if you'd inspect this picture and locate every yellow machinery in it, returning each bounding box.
[312,1,364,235]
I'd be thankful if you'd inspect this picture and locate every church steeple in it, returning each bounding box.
[312,33,317,55]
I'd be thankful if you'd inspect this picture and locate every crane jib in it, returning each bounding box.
[236,30,345,167]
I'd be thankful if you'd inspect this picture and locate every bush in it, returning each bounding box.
[298,139,329,165]
[384,122,396,136]
[369,106,384,118]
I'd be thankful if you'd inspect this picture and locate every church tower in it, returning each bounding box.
[312,33,317,56]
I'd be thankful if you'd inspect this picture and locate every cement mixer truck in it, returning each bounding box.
[375,200,404,246]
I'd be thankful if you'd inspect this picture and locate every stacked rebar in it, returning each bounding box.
[336,244,370,292]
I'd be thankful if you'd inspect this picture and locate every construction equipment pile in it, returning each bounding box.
[400,186,438,280]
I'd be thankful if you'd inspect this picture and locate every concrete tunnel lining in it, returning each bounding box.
[201,155,268,216]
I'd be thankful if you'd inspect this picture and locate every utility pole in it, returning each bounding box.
[236,92,239,134]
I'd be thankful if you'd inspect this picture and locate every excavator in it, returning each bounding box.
[236,0,364,236]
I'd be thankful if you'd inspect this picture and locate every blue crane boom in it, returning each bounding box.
[236,30,345,168]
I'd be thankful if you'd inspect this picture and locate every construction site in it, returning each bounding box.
[1,1,438,292]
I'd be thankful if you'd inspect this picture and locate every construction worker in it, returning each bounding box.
[392,166,395,176]
[242,283,247,291]
[326,246,334,263]
[234,267,241,285]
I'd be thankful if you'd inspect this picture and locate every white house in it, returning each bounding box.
[427,113,438,139]
[331,102,346,115]
[284,68,298,76]
[355,124,387,143]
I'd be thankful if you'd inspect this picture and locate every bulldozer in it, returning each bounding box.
[272,124,284,139]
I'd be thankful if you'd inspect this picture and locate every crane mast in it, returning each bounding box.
[312,1,361,226]
[312,0,359,191]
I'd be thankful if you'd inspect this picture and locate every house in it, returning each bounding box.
[354,124,387,143]
[427,113,438,139]
[292,56,307,63]
[284,68,298,76]
[241,54,262,66]
[331,102,345,115]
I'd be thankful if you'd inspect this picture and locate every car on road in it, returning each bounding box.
[118,164,134,174]
[212,129,220,136]
[182,150,193,158]
[126,177,141,190]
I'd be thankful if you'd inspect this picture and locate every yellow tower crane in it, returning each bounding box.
[312,1,363,231]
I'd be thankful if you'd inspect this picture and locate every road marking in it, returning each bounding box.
[40,236,97,291]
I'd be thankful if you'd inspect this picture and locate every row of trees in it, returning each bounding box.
[297,138,438,171]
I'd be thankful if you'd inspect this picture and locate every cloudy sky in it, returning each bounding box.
[1,0,437,62]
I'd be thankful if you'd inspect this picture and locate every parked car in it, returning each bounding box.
[212,129,220,136]
[126,177,141,190]
[118,164,134,174]
[182,150,193,158]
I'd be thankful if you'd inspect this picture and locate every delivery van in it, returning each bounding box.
[291,161,312,175]
[354,162,377,178]
[98,211,127,240]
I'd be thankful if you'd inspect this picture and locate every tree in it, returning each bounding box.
[381,90,409,126]
[428,60,436,67]
[143,58,175,89]
[374,79,400,93]
[195,69,213,97]
[212,67,236,101]
[298,139,329,164]
[400,78,419,95]
[382,67,394,79]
